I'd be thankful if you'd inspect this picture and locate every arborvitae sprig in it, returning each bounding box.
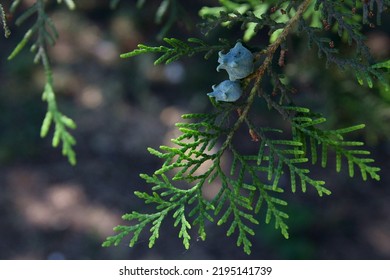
[315,0,372,57]
[3,0,386,255]
[199,1,298,41]
[260,93,381,181]
[289,109,381,181]
[103,89,380,254]
[301,1,389,88]
[298,18,386,89]
[199,10,281,37]
[102,112,292,254]
[371,59,390,90]
[0,4,11,38]
[120,37,229,64]
[104,0,385,254]
[8,0,77,164]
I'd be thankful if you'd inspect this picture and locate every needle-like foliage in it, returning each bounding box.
[0,3,11,38]
[3,0,388,255]
[103,0,387,254]
[7,0,77,164]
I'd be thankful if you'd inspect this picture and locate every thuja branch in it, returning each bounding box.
[258,91,380,181]
[220,0,313,155]
[0,3,11,38]
[103,0,384,254]
[120,37,229,64]
[8,0,77,164]
[103,0,315,254]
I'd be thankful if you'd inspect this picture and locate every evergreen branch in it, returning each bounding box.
[188,188,214,241]
[199,9,283,37]
[285,107,381,181]
[8,0,77,165]
[41,82,77,165]
[372,59,390,90]
[103,113,223,250]
[103,164,219,250]
[104,0,314,254]
[4,0,386,257]
[314,0,372,58]
[198,0,303,41]
[103,0,383,255]
[244,118,331,196]
[102,172,194,249]
[173,205,192,249]
[102,209,171,248]
[0,4,11,38]
[356,0,386,25]
[120,37,228,64]
[298,8,388,88]
[258,88,380,181]
[212,149,290,253]
[230,148,289,240]
[103,111,292,253]
[216,185,258,255]
[372,59,390,70]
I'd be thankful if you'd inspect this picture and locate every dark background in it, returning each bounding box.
[0,0,389,259]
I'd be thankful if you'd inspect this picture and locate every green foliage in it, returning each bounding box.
[103,0,387,254]
[40,83,77,165]
[103,102,379,254]
[372,59,390,91]
[102,112,290,254]
[373,59,390,70]
[286,107,380,180]
[3,0,388,254]
[7,0,77,164]
[298,1,389,90]
[0,3,11,38]
[120,37,229,64]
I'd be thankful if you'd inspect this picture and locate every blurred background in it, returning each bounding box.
[0,0,389,260]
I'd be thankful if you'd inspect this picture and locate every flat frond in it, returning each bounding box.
[102,0,384,255]
[289,106,381,181]
[120,38,228,65]
[8,0,77,165]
